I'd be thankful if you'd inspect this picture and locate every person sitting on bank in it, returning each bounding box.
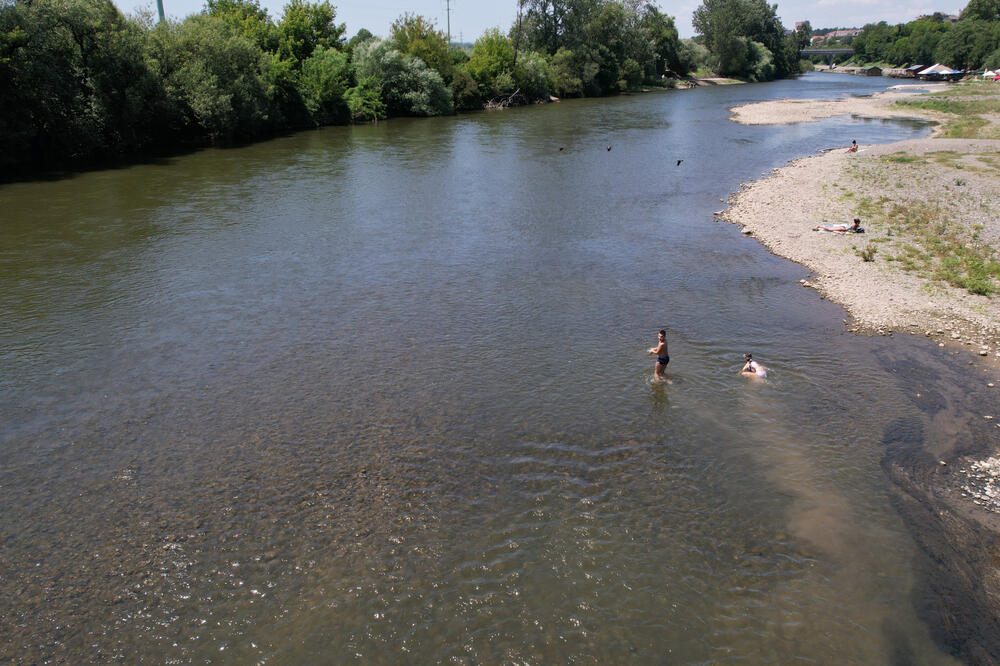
[740,353,767,378]
[847,139,858,153]
[813,218,862,234]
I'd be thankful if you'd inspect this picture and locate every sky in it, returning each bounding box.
[115,0,965,41]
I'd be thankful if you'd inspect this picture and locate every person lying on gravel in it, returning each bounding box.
[813,218,862,234]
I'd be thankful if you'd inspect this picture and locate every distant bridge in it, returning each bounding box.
[800,48,854,66]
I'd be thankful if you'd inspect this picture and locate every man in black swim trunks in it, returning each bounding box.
[648,330,669,380]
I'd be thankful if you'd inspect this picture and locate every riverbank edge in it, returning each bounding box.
[723,91,1000,661]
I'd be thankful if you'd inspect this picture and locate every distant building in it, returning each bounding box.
[811,28,863,45]
[825,29,863,40]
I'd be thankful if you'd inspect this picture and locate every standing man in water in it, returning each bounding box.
[648,330,669,380]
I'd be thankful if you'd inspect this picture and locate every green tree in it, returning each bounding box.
[390,12,453,82]
[345,75,385,121]
[794,20,812,50]
[900,18,950,64]
[549,46,585,95]
[517,49,554,97]
[299,44,349,123]
[351,38,453,116]
[275,0,344,67]
[639,4,687,76]
[518,0,601,55]
[0,0,167,170]
[465,28,516,96]
[934,19,995,68]
[692,0,791,79]
[346,27,373,55]
[450,66,482,110]
[961,0,1000,21]
[853,21,900,63]
[205,0,276,50]
[147,13,274,140]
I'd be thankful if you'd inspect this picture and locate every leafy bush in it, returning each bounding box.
[346,75,385,122]
[299,44,349,124]
[549,47,585,97]
[352,38,452,116]
[390,12,452,83]
[450,67,482,110]
[275,0,344,67]
[0,0,167,169]
[516,50,553,99]
[149,14,274,140]
[465,28,515,97]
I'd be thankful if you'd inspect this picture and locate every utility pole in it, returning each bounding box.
[513,0,523,66]
[446,0,452,44]
[156,0,164,22]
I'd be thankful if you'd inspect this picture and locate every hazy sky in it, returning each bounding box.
[116,0,964,41]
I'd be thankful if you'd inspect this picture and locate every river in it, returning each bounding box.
[0,73,985,662]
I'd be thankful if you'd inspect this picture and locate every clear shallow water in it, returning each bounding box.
[0,73,968,662]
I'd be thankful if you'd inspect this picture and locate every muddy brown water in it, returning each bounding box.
[1,73,994,662]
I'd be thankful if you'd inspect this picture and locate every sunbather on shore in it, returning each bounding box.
[813,218,862,233]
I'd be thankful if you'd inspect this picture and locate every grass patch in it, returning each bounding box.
[940,117,990,139]
[855,195,891,218]
[894,93,1000,138]
[856,244,878,262]
[929,150,961,165]
[881,153,925,164]
[863,200,1000,295]
[896,98,1000,115]
[928,81,1000,97]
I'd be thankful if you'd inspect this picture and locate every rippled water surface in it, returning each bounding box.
[0,74,969,662]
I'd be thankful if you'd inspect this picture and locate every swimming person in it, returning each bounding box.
[648,330,669,380]
[740,353,767,378]
[813,218,862,234]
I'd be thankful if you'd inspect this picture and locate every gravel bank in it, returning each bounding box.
[721,102,1000,361]
[729,84,951,126]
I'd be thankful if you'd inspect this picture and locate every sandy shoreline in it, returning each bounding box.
[729,84,952,125]
[722,92,1000,362]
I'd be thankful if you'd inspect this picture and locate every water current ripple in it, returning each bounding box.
[0,73,967,664]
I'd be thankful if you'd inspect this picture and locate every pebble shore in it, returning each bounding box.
[722,91,1000,365]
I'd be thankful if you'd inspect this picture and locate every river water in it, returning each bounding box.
[0,73,981,662]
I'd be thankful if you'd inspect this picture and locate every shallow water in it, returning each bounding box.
[0,73,974,662]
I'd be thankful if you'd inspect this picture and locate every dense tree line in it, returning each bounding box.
[852,2,1000,71]
[0,0,693,174]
